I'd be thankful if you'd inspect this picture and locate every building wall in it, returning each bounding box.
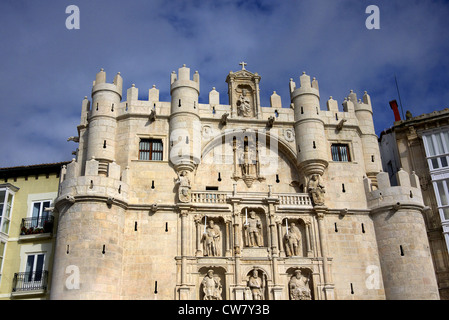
[0,170,62,300]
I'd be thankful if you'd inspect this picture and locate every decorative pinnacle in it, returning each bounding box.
[100,68,104,72]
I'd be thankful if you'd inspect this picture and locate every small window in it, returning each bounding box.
[0,189,14,235]
[139,139,163,161]
[331,144,351,162]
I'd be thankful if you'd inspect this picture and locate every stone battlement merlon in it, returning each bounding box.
[364,169,424,210]
[290,72,320,101]
[170,64,200,94]
[91,69,123,99]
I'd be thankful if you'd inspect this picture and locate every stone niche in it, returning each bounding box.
[200,216,226,257]
[282,218,307,257]
[244,268,269,300]
[241,208,268,254]
[199,266,227,300]
[286,267,314,300]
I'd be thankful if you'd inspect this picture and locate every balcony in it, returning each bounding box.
[19,216,54,240]
[11,271,49,297]
[190,190,312,207]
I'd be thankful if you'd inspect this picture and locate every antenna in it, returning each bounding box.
[394,75,405,119]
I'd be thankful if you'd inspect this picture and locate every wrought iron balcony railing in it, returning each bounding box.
[20,216,54,235]
[12,271,49,293]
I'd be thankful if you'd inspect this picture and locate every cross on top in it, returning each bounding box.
[239,61,247,70]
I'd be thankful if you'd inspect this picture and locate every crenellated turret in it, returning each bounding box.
[365,169,439,299]
[169,64,201,173]
[86,69,122,175]
[353,90,382,187]
[290,72,328,177]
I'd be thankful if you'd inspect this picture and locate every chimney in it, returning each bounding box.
[389,100,401,121]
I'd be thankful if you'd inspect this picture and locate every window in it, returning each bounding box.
[433,179,449,221]
[30,201,51,228]
[423,132,449,170]
[331,144,351,162]
[139,139,163,161]
[0,189,14,235]
[25,253,45,283]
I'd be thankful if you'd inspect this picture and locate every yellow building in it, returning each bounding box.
[0,162,68,299]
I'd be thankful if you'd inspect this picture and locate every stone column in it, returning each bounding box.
[305,220,313,257]
[180,209,188,285]
[277,220,284,256]
[315,207,334,300]
[194,215,202,256]
[225,217,232,257]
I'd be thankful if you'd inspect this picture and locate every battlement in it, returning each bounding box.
[364,169,424,210]
[290,72,320,101]
[170,64,200,94]
[91,68,123,99]
[57,158,129,207]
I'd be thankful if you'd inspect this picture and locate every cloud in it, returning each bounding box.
[0,0,449,167]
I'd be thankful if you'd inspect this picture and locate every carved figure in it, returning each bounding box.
[202,219,221,257]
[237,89,251,117]
[289,270,311,300]
[247,269,264,300]
[244,211,262,247]
[202,270,222,300]
[284,222,302,256]
[176,170,191,202]
[308,174,325,206]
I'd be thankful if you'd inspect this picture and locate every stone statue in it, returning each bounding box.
[247,269,264,300]
[284,222,302,257]
[202,270,222,300]
[240,143,252,176]
[308,174,325,206]
[237,89,251,117]
[244,211,262,247]
[289,270,311,300]
[202,219,221,257]
[176,170,191,203]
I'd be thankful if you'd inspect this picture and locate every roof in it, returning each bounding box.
[0,161,71,180]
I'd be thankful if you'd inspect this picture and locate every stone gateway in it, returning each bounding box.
[49,63,440,300]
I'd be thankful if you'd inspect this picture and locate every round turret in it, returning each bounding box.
[290,72,328,176]
[169,65,201,172]
[86,69,122,175]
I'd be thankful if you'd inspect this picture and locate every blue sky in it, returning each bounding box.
[1,0,449,167]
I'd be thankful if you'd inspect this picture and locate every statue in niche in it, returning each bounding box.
[247,269,264,300]
[202,270,222,300]
[202,219,221,257]
[284,222,302,257]
[237,89,252,117]
[307,174,325,206]
[175,170,191,203]
[289,270,311,300]
[240,142,253,176]
[244,211,263,247]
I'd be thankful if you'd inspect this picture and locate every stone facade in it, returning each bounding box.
[50,64,440,300]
